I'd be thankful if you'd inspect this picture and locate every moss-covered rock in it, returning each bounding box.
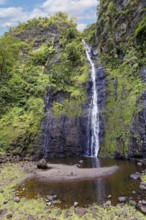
[97,0,146,158]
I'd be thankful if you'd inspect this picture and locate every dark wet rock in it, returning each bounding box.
[6,213,12,219]
[75,208,87,217]
[14,197,20,203]
[37,159,48,169]
[118,197,127,203]
[137,202,146,214]
[74,202,79,207]
[38,60,107,158]
[0,189,4,193]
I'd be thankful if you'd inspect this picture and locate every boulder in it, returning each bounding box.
[37,159,48,169]
[137,202,146,214]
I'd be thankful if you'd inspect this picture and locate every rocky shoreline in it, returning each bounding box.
[0,157,146,219]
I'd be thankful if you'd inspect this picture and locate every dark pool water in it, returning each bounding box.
[16,157,145,208]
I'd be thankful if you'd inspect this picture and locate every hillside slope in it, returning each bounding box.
[0,13,89,156]
[97,0,146,158]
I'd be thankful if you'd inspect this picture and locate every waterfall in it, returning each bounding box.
[82,40,100,157]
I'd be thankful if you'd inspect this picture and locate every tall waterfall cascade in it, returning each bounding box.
[82,40,100,157]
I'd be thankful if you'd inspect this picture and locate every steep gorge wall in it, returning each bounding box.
[97,0,146,158]
[39,47,107,158]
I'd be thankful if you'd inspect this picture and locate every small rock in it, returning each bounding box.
[46,195,53,201]
[14,197,20,203]
[115,210,122,217]
[107,195,112,199]
[79,160,84,164]
[122,208,129,217]
[37,158,48,169]
[129,200,136,207]
[0,190,4,193]
[103,200,112,208]
[74,202,79,207]
[139,184,146,190]
[46,202,52,206]
[137,162,142,166]
[132,191,136,194]
[53,195,57,200]
[141,200,146,205]
[75,208,87,217]
[118,197,127,203]
[26,214,35,220]
[6,213,12,219]
[130,173,141,180]
[137,202,146,214]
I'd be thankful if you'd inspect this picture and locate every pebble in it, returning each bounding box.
[14,197,20,203]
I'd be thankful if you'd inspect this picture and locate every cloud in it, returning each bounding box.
[0,0,98,33]
[41,0,97,20]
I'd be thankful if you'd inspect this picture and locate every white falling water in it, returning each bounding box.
[82,40,100,157]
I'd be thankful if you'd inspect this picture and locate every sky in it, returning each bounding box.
[0,0,99,36]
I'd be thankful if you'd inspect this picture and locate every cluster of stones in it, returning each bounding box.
[45,195,61,206]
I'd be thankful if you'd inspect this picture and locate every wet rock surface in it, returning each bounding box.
[38,46,107,158]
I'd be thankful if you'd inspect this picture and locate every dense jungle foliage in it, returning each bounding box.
[0,13,88,156]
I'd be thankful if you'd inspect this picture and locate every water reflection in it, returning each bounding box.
[16,157,144,208]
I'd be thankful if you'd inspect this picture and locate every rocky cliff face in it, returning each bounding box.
[97,0,146,158]
[38,47,107,158]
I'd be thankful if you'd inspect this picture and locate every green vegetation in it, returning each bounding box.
[0,13,88,155]
[96,0,146,158]
[0,162,145,220]
[82,23,97,45]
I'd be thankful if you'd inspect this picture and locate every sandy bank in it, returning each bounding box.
[34,163,118,182]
